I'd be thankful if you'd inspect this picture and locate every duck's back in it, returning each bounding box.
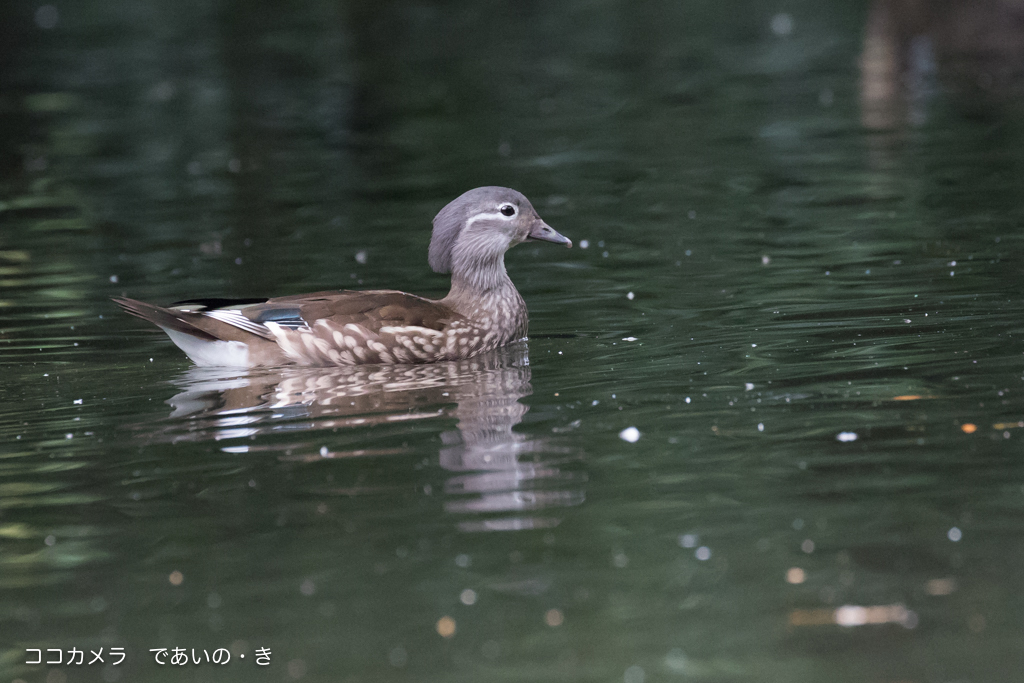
[240,290,460,333]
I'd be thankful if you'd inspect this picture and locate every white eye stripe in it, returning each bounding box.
[465,210,515,228]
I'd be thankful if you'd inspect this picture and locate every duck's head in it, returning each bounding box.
[429,186,571,275]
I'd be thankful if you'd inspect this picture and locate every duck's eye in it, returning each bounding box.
[499,204,516,217]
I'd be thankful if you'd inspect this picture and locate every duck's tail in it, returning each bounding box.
[112,297,219,341]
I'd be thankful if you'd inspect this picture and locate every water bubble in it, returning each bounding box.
[436,616,456,638]
[287,659,307,679]
[619,427,641,443]
[624,665,645,683]
[481,640,501,658]
[35,5,59,29]
[388,646,408,667]
[771,13,793,36]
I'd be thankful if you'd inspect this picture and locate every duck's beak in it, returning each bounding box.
[527,219,572,248]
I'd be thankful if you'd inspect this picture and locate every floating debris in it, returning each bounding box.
[925,578,957,596]
[790,604,916,628]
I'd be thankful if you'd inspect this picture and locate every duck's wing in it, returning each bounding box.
[252,289,460,333]
[161,290,460,335]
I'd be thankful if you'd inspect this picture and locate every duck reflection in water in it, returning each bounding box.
[156,343,584,532]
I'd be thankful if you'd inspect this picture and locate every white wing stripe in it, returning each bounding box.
[205,309,272,338]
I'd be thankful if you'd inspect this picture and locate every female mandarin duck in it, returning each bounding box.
[114,187,571,368]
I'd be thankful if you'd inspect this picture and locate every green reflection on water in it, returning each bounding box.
[4,0,1024,681]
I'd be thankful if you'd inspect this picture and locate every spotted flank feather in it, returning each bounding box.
[265,319,504,366]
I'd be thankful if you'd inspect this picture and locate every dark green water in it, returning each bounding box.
[4,1,1024,681]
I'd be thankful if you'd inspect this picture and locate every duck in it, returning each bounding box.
[114,186,571,368]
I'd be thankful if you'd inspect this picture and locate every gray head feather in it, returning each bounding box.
[429,186,529,273]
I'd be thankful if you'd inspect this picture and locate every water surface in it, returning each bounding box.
[3,0,1024,681]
